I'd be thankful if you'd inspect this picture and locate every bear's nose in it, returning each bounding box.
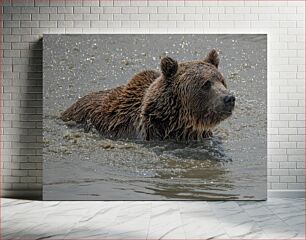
[223,95,235,106]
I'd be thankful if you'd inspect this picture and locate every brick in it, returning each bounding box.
[50,14,65,21]
[280,162,296,169]
[4,176,20,183]
[90,7,104,13]
[209,7,225,13]
[114,0,130,6]
[269,148,287,156]
[195,8,209,14]
[268,161,279,169]
[158,7,176,14]
[12,0,34,7]
[289,135,305,142]
[90,21,107,28]
[3,35,21,42]
[65,14,83,21]
[271,121,288,128]
[177,7,196,14]
[158,20,176,28]
[138,7,157,14]
[279,7,297,14]
[148,0,167,6]
[130,14,149,21]
[31,28,49,35]
[268,142,279,149]
[121,20,139,28]
[49,0,65,6]
[74,21,90,28]
[39,6,57,13]
[99,14,113,20]
[150,14,168,21]
[139,21,158,28]
[234,7,251,13]
[21,6,39,13]
[34,0,49,6]
[185,0,202,6]
[268,176,279,183]
[288,183,304,189]
[210,21,234,28]
[296,162,305,168]
[57,7,73,14]
[20,21,39,28]
[107,21,120,28]
[83,14,99,21]
[103,7,121,14]
[12,28,31,35]
[280,21,296,28]
[131,0,148,6]
[4,21,20,28]
[251,21,279,28]
[297,176,305,183]
[271,183,288,189]
[39,21,57,28]
[168,14,184,21]
[83,0,99,6]
[280,176,296,183]
[3,13,11,21]
[12,13,31,20]
[74,7,90,14]
[297,142,305,149]
[113,14,129,21]
[287,149,305,155]
[279,142,296,149]
[65,0,82,6]
[219,14,244,20]
[3,28,12,34]
[3,6,21,13]
[50,28,65,33]
[185,14,202,21]
[12,170,28,177]
[279,114,296,120]
[219,1,244,6]
[279,128,297,135]
[251,7,279,14]
[288,155,304,161]
[121,7,138,14]
[20,176,37,183]
[32,13,49,20]
[289,169,304,176]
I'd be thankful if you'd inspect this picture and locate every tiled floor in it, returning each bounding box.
[2,198,305,239]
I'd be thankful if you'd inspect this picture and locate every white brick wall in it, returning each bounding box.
[1,0,305,197]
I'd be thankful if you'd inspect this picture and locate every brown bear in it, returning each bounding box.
[61,49,235,141]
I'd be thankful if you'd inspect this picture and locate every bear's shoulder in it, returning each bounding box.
[126,70,161,90]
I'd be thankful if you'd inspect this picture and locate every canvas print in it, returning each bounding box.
[43,34,267,200]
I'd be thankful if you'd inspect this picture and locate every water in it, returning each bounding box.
[43,34,267,200]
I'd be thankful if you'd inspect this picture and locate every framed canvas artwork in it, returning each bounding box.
[43,34,267,200]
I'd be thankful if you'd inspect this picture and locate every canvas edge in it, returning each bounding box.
[2,190,304,200]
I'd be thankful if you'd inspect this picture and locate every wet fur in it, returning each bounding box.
[61,50,232,141]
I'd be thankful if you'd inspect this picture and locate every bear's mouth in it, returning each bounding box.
[222,104,235,115]
[220,110,232,117]
[217,107,234,119]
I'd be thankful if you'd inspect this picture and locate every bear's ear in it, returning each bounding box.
[161,56,178,79]
[204,49,220,68]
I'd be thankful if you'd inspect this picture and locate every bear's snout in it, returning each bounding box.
[223,95,235,108]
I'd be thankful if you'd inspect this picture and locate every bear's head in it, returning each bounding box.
[160,49,235,129]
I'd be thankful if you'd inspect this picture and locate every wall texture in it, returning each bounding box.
[1,0,305,198]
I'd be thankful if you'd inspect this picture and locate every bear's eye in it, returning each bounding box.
[202,80,212,91]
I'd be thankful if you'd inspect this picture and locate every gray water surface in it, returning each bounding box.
[43,34,267,200]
